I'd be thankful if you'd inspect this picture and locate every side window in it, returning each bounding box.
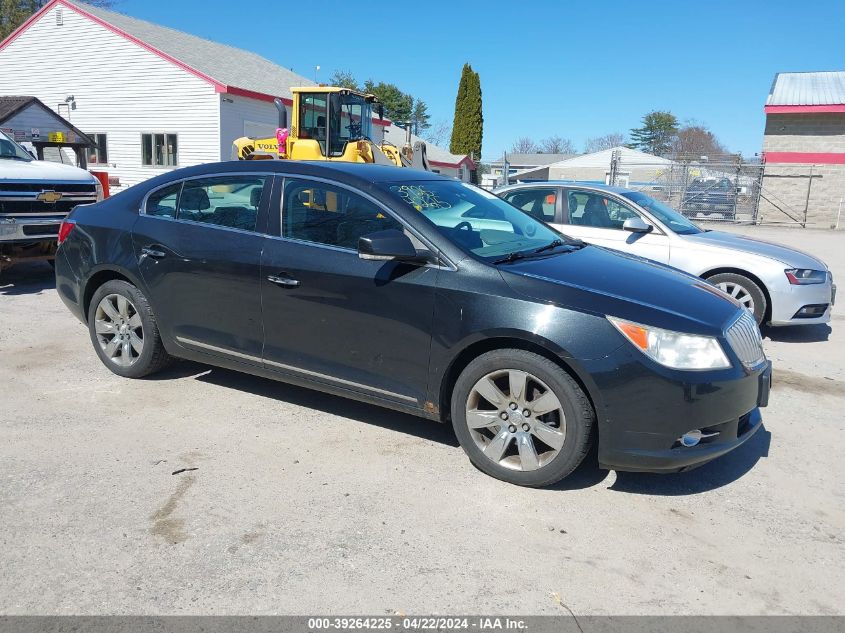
[145,182,181,218]
[566,190,639,229]
[502,188,557,222]
[282,178,402,249]
[176,175,267,232]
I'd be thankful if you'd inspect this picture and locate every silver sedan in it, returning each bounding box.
[495,182,835,327]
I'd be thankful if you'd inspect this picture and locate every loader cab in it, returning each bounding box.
[294,88,378,158]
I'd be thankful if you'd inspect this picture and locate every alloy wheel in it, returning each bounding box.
[716,281,755,313]
[465,369,566,472]
[94,294,144,367]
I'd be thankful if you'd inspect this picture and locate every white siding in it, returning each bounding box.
[219,93,286,159]
[0,4,220,190]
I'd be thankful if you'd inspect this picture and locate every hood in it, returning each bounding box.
[684,230,825,270]
[0,159,97,183]
[499,246,743,336]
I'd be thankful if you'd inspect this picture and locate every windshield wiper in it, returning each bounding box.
[493,239,586,265]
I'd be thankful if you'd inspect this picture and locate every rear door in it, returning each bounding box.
[259,176,438,405]
[132,172,271,361]
[561,188,670,264]
[499,187,561,224]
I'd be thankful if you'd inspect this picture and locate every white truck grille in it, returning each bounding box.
[726,311,766,368]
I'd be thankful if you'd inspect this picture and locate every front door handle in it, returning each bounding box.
[267,274,300,288]
[141,247,166,259]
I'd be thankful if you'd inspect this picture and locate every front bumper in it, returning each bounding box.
[586,344,771,474]
[0,215,63,242]
[768,274,835,326]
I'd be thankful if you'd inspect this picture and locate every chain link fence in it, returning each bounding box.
[611,155,765,224]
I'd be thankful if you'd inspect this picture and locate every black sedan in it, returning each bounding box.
[55,161,771,487]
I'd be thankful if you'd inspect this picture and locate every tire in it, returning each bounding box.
[451,349,594,487]
[707,272,767,326]
[87,279,171,378]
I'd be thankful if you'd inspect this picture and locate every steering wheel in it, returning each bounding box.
[455,221,472,231]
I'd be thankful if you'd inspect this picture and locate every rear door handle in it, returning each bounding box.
[141,247,166,259]
[267,274,300,288]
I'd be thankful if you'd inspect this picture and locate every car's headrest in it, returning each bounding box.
[181,187,210,211]
[250,186,262,207]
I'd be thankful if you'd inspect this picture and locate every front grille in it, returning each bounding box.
[725,310,766,368]
[0,183,97,194]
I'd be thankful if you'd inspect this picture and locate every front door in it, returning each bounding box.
[132,173,271,360]
[260,176,437,405]
[561,188,670,264]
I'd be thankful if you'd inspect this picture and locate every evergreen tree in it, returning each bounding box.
[411,100,430,135]
[450,63,483,160]
[363,80,413,124]
[328,70,359,91]
[628,111,678,156]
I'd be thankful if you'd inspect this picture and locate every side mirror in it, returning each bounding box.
[358,229,420,261]
[623,217,653,234]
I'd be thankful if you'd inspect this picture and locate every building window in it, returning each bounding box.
[88,133,108,164]
[142,133,178,167]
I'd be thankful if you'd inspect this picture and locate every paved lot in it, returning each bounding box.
[1,225,843,616]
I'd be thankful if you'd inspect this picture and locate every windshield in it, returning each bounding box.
[621,190,703,235]
[384,180,575,260]
[0,130,34,161]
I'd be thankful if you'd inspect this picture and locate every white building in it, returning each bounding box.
[487,152,575,180]
[0,0,389,191]
[508,146,673,187]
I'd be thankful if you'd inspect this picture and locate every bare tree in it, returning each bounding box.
[422,119,452,148]
[539,135,575,154]
[510,137,539,154]
[584,132,626,153]
[671,123,728,159]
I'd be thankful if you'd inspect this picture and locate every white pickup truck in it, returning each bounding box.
[0,129,102,273]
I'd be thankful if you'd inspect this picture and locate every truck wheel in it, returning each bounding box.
[707,272,767,326]
[87,280,171,378]
[451,349,594,487]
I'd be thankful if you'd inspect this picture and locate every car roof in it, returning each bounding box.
[495,181,634,195]
[159,160,446,186]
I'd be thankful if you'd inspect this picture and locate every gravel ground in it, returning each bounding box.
[0,225,843,616]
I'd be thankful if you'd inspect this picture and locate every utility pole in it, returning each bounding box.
[502,152,510,186]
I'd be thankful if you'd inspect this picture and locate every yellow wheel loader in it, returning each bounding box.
[232,86,430,171]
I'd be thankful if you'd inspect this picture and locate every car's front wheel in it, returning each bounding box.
[87,280,171,378]
[707,272,767,326]
[451,349,594,487]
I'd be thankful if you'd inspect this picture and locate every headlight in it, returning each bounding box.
[785,269,826,285]
[608,317,731,370]
[94,180,105,202]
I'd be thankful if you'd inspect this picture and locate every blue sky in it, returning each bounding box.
[120,0,845,160]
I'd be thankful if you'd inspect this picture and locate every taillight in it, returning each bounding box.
[57,219,76,245]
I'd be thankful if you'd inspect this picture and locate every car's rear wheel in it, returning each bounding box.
[707,272,767,326]
[87,280,171,378]
[451,349,594,487]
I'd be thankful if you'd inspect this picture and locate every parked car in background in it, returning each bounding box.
[56,162,770,487]
[0,129,102,273]
[683,177,736,216]
[496,182,835,327]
